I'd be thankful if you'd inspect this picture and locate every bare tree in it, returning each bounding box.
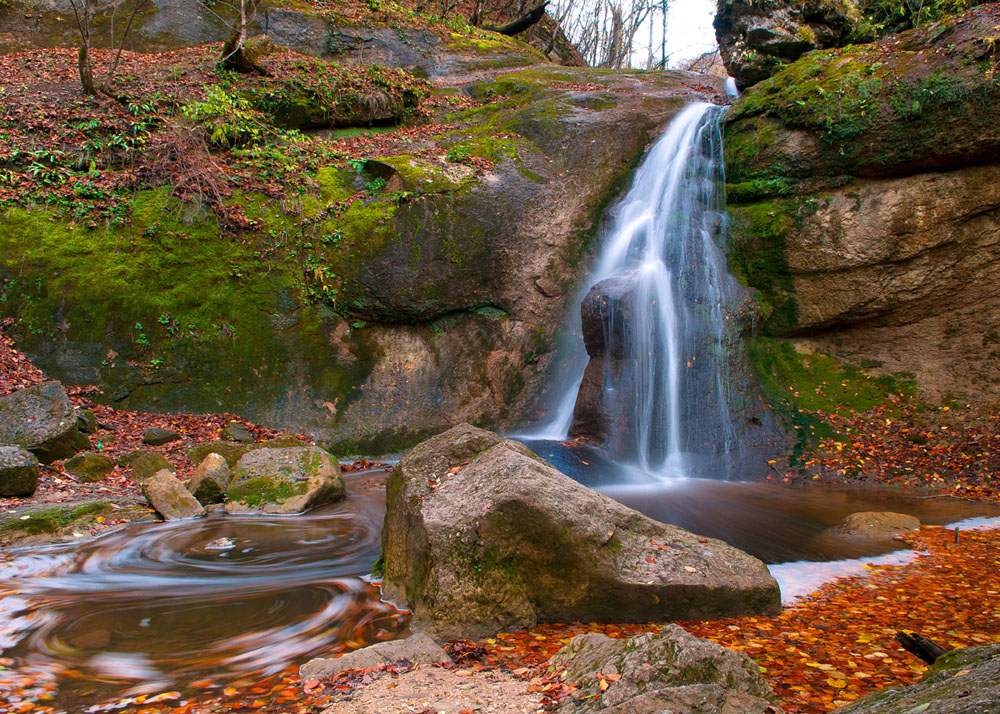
[199,0,269,74]
[550,0,666,69]
[68,0,150,96]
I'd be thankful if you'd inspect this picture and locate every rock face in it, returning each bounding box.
[0,382,78,463]
[0,446,40,497]
[300,634,451,682]
[725,7,1000,401]
[714,0,861,86]
[380,424,780,641]
[189,453,231,505]
[832,644,1000,713]
[226,446,346,514]
[827,511,920,541]
[64,452,114,482]
[552,626,778,714]
[1,58,725,455]
[141,469,206,520]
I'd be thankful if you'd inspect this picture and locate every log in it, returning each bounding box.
[896,631,951,664]
[488,2,549,37]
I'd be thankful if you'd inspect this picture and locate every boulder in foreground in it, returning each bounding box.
[380,424,780,641]
[551,625,778,714]
[832,644,1000,714]
[225,446,345,514]
[0,381,78,463]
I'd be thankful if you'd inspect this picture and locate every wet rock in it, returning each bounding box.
[220,421,254,443]
[187,434,307,468]
[380,424,780,641]
[75,409,97,434]
[832,643,1000,713]
[579,271,638,360]
[0,446,40,497]
[827,511,920,541]
[141,469,205,520]
[0,381,78,464]
[189,453,231,505]
[300,633,451,682]
[552,625,778,713]
[118,450,172,482]
[225,446,345,515]
[143,427,181,446]
[64,451,114,483]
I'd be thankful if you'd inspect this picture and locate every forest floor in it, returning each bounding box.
[0,324,998,713]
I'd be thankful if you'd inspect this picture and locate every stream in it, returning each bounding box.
[2,469,998,712]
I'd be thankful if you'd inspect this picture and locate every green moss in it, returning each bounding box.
[226,475,308,507]
[726,200,798,334]
[1,500,111,535]
[750,337,918,461]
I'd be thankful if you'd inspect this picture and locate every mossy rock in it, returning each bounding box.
[225,446,345,514]
[64,451,114,483]
[187,433,307,468]
[0,500,112,547]
[118,450,172,482]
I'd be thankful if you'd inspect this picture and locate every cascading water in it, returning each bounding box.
[530,102,768,480]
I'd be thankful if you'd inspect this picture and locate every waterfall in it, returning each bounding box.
[530,102,764,480]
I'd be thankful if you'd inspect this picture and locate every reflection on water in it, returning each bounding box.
[524,438,1000,563]
[0,474,409,711]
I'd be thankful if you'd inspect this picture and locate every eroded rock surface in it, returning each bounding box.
[0,381,78,464]
[552,625,779,714]
[380,424,780,641]
[827,511,920,541]
[300,633,451,682]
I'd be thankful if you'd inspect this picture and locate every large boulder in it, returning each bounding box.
[832,644,1000,713]
[0,381,78,464]
[141,469,205,520]
[552,625,778,714]
[0,446,40,497]
[725,6,1000,401]
[225,446,346,514]
[714,0,861,87]
[380,424,780,641]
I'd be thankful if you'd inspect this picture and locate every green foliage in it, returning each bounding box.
[446,147,471,164]
[855,0,972,37]
[364,177,387,195]
[182,85,286,148]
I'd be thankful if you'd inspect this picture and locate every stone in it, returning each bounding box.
[186,434,307,468]
[0,381,78,463]
[225,446,346,514]
[827,511,920,541]
[141,469,205,520]
[118,450,172,482]
[74,430,92,451]
[64,451,114,483]
[189,453,231,505]
[75,409,97,434]
[832,644,1000,713]
[0,446,40,497]
[142,427,181,446]
[714,0,860,87]
[552,625,778,714]
[300,633,451,682]
[380,424,780,641]
[220,421,254,443]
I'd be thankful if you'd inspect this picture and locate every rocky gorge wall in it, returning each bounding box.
[722,4,1000,401]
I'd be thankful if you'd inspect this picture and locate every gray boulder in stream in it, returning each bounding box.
[0,381,78,463]
[225,446,345,514]
[380,424,780,641]
[551,625,778,714]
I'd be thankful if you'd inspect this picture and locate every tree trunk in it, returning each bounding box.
[896,631,951,665]
[79,44,96,96]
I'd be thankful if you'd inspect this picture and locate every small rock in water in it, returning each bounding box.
[206,537,235,550]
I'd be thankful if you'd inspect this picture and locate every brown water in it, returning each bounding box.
[1,468,997,712]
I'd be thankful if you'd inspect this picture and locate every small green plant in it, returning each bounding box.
[446,147,471,164]
[182,85,271,148]
[348,158,367,171]
[364,177,387,195]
